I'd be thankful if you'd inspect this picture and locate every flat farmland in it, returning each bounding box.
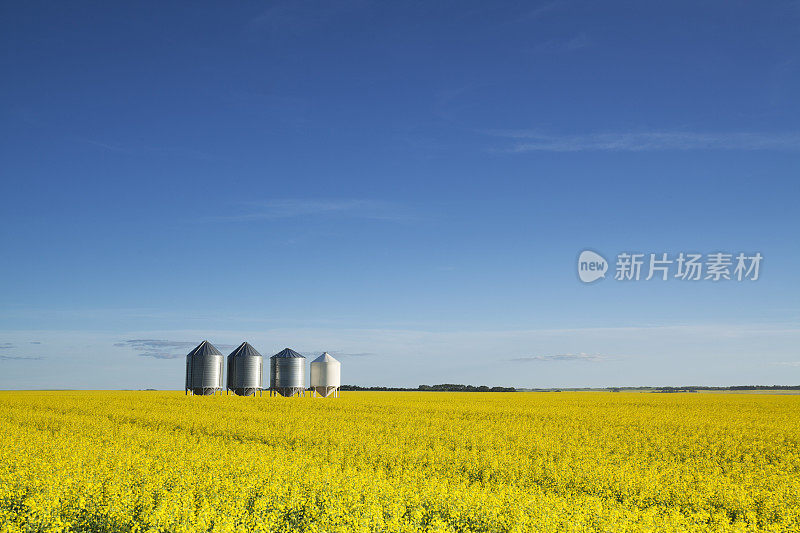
[1,391,798,532]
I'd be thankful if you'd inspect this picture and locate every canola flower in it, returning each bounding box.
[0,391,799,532]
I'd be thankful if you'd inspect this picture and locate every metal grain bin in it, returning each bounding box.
[310,352,341,398]
[269,348,306,397]
[226,342,263,396]
[185,340,224,395]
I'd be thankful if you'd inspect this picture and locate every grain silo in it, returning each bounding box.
[185,340,224,395]
[226,342,263,396]
[310,352,341,398]
[269,348,306,397]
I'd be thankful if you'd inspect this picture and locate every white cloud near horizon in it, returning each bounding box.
[1,322,799,389]
[488,130,800,152]
[115,339,238,359]
[510,353,611,363]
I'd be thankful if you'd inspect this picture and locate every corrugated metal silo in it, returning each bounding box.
[185,340,224,395]
[269,348,306,397]
[310,352,341,398]
[227,342,263,396]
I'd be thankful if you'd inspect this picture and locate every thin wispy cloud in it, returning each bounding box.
[223,199,417,222]
[510,353,612,363]
[115,339,236,359]
[300,350,377,358]
[518,0,566,22]
[79,138,128,152]
[565,33,591,51]
[75,137,214,160]
[245,1,361,41]
[772,361,800,367]
[0,355,44,361]
[0,343,13,349]
[335,351,378,358]
[489,131,800,152]
[247,3,324,35]
[13,110,214,159]
[531,32,592,53]
[115,339,197,359]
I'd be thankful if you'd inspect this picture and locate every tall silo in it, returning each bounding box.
[185,340,224,395]
[227,342,263,396]
[310,352,341,398]
[269,348,306,397]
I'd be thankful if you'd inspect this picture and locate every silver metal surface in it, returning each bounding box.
[227,342,263,396]
[269,348,306,397]
[272,358,305,388]
[185,340,224,395]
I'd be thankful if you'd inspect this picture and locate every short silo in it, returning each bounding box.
[185,340,224,395]
[227,342,263,396]
[310,352,341,398]
[269,348,306,397]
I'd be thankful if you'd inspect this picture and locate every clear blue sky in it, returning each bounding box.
[1,1,799,389]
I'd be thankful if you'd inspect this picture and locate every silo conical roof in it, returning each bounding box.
[272,348,305,358]
[187,340,222,357]
[229,342,262,358]
[312,352,339,363]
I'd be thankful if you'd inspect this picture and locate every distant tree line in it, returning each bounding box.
[339,383,516,392]
[419,384,516,392]
[724,385,800,390]
[605,385,800,393]
[338,386,412,392]
[338,384,798,393]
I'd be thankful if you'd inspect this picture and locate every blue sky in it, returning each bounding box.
[1,1,799,389]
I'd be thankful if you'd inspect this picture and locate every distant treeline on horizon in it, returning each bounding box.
[337,384,800,393]
[340,384,517,392]
[606,385,800,392]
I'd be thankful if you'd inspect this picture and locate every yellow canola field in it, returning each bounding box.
[1,391,799,532]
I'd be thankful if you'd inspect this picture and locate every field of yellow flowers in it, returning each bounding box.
[1,391,799,532]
